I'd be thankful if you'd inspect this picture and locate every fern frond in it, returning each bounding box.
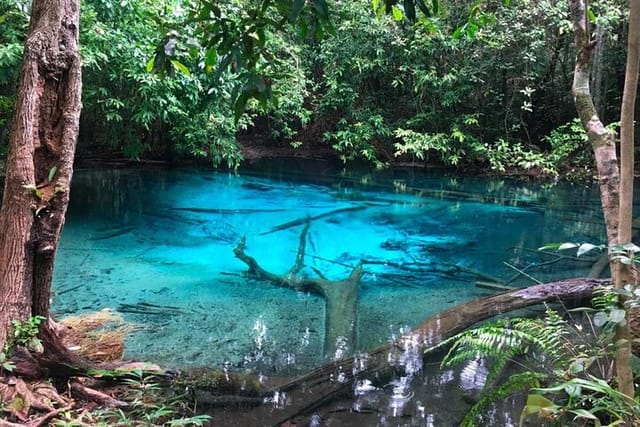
[592,286,618,311]
[459,371,545,427]
[442,323,533,368]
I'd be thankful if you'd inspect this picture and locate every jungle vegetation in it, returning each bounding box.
[0,0,630,177]
[0,0,639,425]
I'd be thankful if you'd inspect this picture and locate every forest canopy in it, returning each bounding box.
[0,0,630,176]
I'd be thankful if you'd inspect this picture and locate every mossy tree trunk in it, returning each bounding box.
[614,0,640,398]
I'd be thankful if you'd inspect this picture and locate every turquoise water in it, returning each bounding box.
[52,162,605,375]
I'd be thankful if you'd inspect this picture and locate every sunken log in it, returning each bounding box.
[223,277,606,426]
[234,220,364,358]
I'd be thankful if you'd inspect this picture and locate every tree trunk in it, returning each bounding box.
[570,0,620,245]
[0,0,82,358]
[614,0,640,398]
[570,0,637,398]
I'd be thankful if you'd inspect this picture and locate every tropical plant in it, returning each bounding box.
[0,0,28,136]
[11,316,45,353]
[432,301,640,426]
[78,370,211,426]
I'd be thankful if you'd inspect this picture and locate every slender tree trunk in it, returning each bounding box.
[591,25,607,120]
[570,0,620,245]
[570,0,637,397]
[0,0,82,356]
[615,0,640,398]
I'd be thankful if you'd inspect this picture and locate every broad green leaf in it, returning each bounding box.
[593,311,609,327]
[504,0,511,5]
[205,48,218,67]
[145,57,155,73]
[234,91,251,123]
[170,60,191,77]
[587,8,597,23]
[564,383,581,398]
[576,243,597,257]
[571,409,600,426]
[569,358,586,374]
[622,243,640,253]
[47,166,57,182]
[521,394,554,418]
[465,22,478,39]
[391,5,403,21]
[619,256,633,265]
[609,308,626,324]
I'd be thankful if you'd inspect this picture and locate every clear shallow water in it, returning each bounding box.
[52,161,606,375]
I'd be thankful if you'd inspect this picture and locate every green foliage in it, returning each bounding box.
[0,0,631,174]
[480,139,556,175]
[0,0,28,132]
[0,350,15,373]
[78,0,249,165]
[165,0,333,121]
[524,376,640,426]
[85,371,211,426]
[324,114,392,167]
[394,116,484,166]
[11,315,45,353]
[433,304,633,425]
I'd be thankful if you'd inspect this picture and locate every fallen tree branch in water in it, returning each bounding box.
[234,220,363,358]
[259,205,369,235]
[221,277,606,426]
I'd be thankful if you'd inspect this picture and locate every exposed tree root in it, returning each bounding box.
[1,310,164,425]
[70,381,128,408]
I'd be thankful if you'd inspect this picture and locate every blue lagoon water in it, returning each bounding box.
[52,162,605,375]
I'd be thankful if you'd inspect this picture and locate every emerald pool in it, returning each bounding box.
[52,162,605,375]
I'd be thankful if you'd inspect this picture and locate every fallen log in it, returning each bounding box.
[222,277,607,426]
[234,220,363,357]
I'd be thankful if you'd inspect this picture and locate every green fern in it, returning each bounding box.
[459,371,546,427]
[435,305,618,425]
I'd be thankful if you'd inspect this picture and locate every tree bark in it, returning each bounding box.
[0,0,82,359]
[570,0,620,246]
[614,0,640,398]
[570,0,637,398]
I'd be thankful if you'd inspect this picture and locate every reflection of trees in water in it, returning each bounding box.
[68,168,168,224]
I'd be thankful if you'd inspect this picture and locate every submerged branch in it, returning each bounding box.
[226,277,606,426]
[233,224,364,357]
[260,205,368,235]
